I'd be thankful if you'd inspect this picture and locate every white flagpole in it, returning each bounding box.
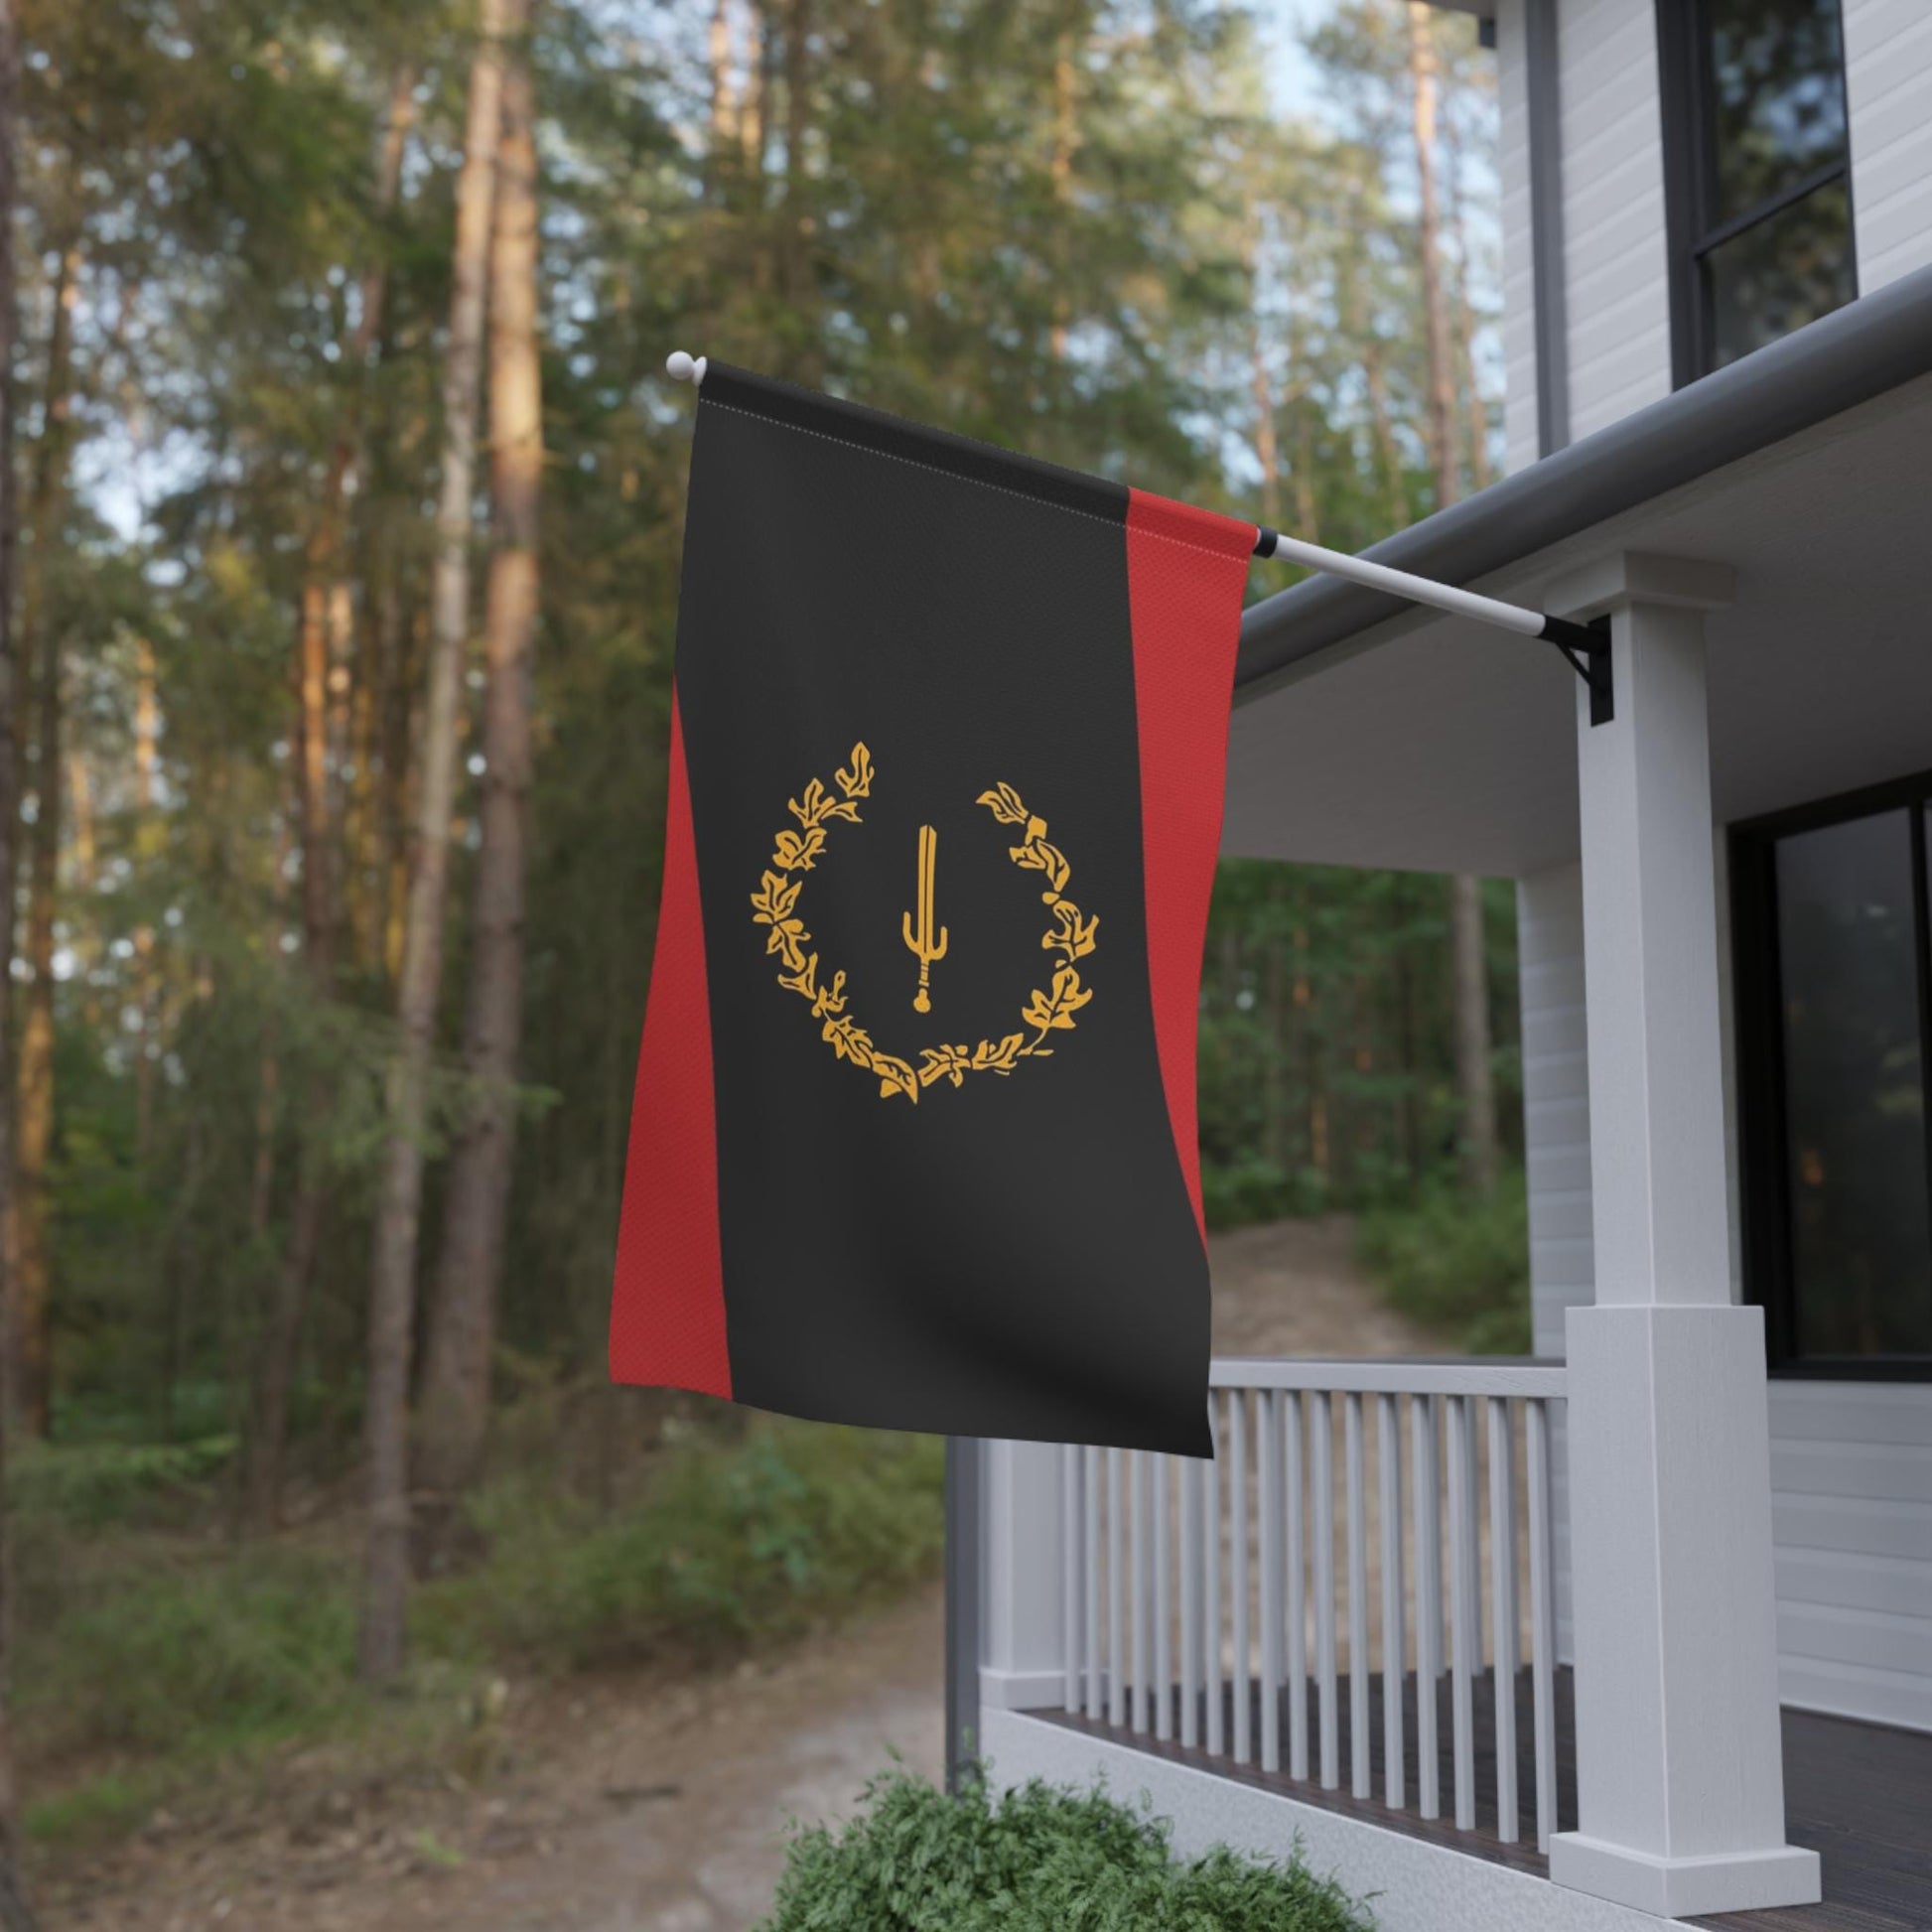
[663,350,1610,718]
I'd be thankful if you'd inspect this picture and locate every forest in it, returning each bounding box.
[0,0,1521,1917]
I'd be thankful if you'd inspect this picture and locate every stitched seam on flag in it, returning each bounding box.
[701,397,1253,565]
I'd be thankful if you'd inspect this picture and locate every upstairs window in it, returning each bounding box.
[1659,0,1856,381]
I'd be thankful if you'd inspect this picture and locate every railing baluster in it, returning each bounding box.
[1345,1391,1370,1800]
[1062,1445,1081,1713]
[1108,1446,1126,1727]
[1259,1390,1283,1772]
[1527,1396,1559,1855]
[1378,1392,1407,1813]
[1085,1443,1103,1722]
[1153,1451,1172,1742]
[1130,1451,1149,1734]
[1180,1448,1202,1748]
[1229,1389,1251,1765]
[1447,1394,1475,1831]
[1285,1389,1309,1781]
[1206,1401,1224,1756]
[1463,1391,1483,1691]
[1489,1396,1521,1844]
[1413,1393,1442,1821]
[1311,1390,1338,1790]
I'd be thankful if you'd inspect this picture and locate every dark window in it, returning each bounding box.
[1732,776,1932,1378]
[1658,0,1856,382]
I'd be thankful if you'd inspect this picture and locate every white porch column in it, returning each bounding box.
[980,1440,1067,1713]
[1545,553,1821,1920]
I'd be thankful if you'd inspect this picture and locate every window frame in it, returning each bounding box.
[1656,0,1859,387]
[1729,769,1932,1382]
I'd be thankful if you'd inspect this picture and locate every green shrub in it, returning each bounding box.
[1200,1156,1330,1232]
[421,1420,944,1668]
[12,1435,238,1530]
[19,1539,356,1763]
[760,1764,1374,1932]
[1356,1169,1532,1354]
[19,1414,945,1837]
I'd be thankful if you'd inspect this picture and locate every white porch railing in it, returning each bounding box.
[1057,1358,1568,1854]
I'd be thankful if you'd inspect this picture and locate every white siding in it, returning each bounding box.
[1842,0,1932,293]
[1518,855,1932,1731]
[1520,865,1593,1352]
[1768,1382,1932,1731]
[1495,0,1541,475]
[1556,0,1672,441]
[1492,2,1932,466]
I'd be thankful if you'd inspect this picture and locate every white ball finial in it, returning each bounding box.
[665,349,696,383]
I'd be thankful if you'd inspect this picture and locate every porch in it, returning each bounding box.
[969,1354,1925,1928]
[1038,1634,1928,1932]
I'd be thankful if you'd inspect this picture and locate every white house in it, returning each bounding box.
[953,3,1932,1925]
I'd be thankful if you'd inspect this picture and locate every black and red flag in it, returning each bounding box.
[610,365,1255,1455]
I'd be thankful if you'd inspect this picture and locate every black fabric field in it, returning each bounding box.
[675,381,1208,1453]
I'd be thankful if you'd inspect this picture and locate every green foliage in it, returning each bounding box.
[20,1539,356,1764]
[1201,1156,1330,1233]
[16,1416,943,1831]
[419,1421,945,1669]
[1356,1168,1532,1354]
[760,1764,1375,1932]
[23,1773,161,1851]
[11,1434,237,1530]
[1199,865,1522,1220]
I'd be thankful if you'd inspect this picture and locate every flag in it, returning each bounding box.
[610,365,1255,1454]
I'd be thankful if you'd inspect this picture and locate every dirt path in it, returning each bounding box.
[1208,1215,1438,1361]
[41,1216,1422,1932]
[43,1587,947,1932]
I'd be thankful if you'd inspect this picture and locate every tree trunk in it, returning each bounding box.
[1261,889,1286,1171]
[12,233,79,1440]
[1450,874,1498,1192]
[1409,0,1496,1191]
[1341,231,1406,532]
[779,0,813,354]
[1048,34,1076,366]
[709,0,739,170]
[741,0,766,175]
[1246,220,1281,529]
[1406,1,1457,513]
[244,63,418,1536]
[416,22,543,1567]
[358,0,511,1685]
[64,750,99,1033]
[131,638,158,1171]
[378,596,421,987]
[1443,106,1491,492]
[0,0,41,1912]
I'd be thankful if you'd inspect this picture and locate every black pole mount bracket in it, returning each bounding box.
[1540,615,1614,726]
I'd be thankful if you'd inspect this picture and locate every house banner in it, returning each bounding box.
[609,364,1255,1455]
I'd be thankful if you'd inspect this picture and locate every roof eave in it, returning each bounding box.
[1236,260,1932,699]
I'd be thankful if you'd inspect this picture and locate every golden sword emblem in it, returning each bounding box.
[901,822,948,1013]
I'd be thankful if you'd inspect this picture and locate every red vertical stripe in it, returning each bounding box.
[1124,490,1256,1237]
[610,693,732,1397]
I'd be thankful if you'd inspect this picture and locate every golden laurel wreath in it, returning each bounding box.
[747,744,1098,1103]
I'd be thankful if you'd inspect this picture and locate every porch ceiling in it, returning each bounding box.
[1222,369,1932,879]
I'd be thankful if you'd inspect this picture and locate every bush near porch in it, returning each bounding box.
[1357,1168,1533,1354]
[761,1764,1375,1932]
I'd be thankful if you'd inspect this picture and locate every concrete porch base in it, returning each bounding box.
[980,1707,1689,1932]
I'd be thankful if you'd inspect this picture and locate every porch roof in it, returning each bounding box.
[1224,260,1932,879]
